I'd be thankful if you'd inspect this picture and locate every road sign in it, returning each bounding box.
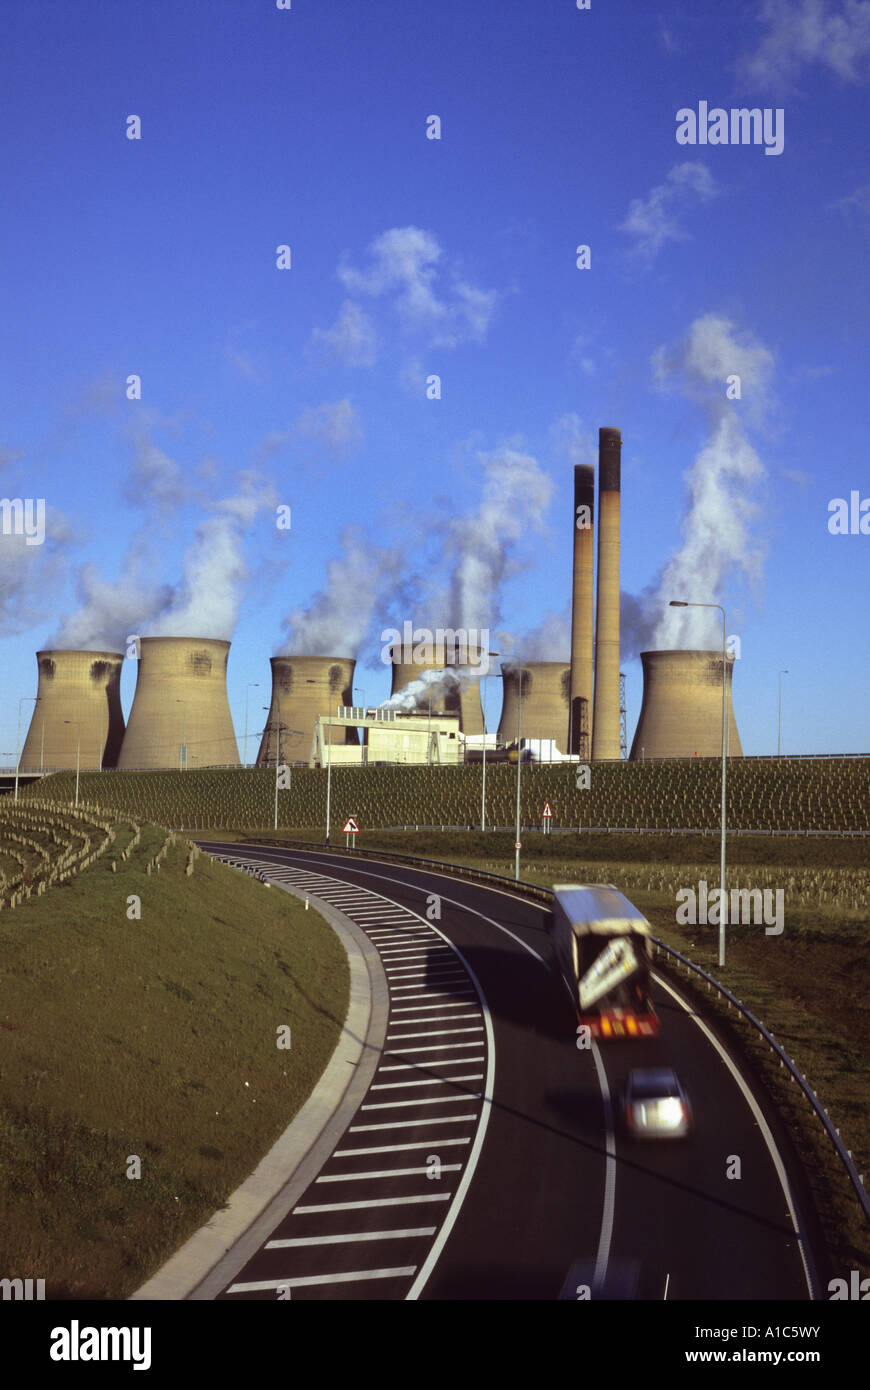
[542,801,553,818]
[515,840,522,850]
[342,817,360,835]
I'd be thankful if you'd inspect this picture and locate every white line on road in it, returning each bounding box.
[295,1194,451,1213]
[266,1228,436,1248]
[226,1267,417,1293]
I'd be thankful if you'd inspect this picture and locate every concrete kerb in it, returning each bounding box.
[129,881,389,1301]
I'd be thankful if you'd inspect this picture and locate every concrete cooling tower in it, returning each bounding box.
[117,637,240,770]
[19,650,125,772]
[591,427,622,761]
[257,656,358,765]
[497,662,570,749]
[568,463,594,758]
[388,641,485,735]
[629,650,743,760]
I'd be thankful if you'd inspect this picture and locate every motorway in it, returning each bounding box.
[198,841,822,1302]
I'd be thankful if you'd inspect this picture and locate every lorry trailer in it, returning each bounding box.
[551,883,659,1038]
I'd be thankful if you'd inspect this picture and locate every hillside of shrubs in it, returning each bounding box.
[17,756,870,834]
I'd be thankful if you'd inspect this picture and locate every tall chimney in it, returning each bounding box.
[569,464,595,757]
[591,427,622,761]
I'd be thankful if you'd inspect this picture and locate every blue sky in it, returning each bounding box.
[1,0,868,759]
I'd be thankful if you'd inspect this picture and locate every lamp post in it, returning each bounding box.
[307,680,335,842]
[479,651,502,833]
[244,683,259,767]
[175,700,187,771]
[670,600,728,966]
[63,720,81,808]
[777,670,789,757]
[14,696,37,803]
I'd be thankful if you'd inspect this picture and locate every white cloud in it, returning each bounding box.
[620,162,718,260]
[830,182,870,220]
[739,0,870,87]
[335,226,498,350]
[310,299,378,367]
[296,399,363,461]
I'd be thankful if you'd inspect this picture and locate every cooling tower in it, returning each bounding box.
[388,640,485,735]
[569,463,595,758]
[591,427,622,761]
[19,650,125,772]
[257,656,358,765]
[629,650,743,760]
[498,662,571,749]
[117,637,240,770]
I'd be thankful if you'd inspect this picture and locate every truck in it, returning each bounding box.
[551,883,659,1038]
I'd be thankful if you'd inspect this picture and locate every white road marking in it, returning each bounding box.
[350,1115,478,1132]
[379,1057,485,1072]
[361,1093,481,1111]
[295,1194,451,1213]
[226,1267,417,1292]
[386,1025,483,1040]
[384,1036,485,1054]
[316,1165,462,1182]
[334,1138,471,1157]
[371,1074,484,1090]
[590,1039,616,1292]
[266,1228,437,1247]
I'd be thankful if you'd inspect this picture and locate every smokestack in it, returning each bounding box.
[19,650,125,772]
[569,464,595,757]
[498,661,570,749]
[257,656,358,765]
[117,637,240,770]
[388,640,485,734]
[591,427,622,761]
[629,649,742,760]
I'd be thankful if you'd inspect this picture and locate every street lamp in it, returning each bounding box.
[14,696,37,803]
[264,701,295,832]
[63,720,81,808]
[307,680,335,842]
[778,670,789,757]
[479,651,502,833]
[244,683,259,767]
[175,700,187,771]
[670,600,728,966]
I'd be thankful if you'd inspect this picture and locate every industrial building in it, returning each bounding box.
[117,637,240,770]
[497,661,570,748]
[629,649,742,760]
[19,650,125,771]
[312,709,462,766]
[257,656,358,767]
[387,638,485,735]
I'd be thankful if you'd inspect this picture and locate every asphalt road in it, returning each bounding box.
[198,841,820,1302]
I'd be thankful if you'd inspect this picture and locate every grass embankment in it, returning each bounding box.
[0,817,348,1299]
[259,826,870,1273]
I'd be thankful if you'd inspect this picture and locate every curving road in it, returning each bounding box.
[198,841,821,1302]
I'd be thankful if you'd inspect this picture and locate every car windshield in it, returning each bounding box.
[630,1074,679,1099]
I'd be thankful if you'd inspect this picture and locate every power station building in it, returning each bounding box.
[629,649,742,760]
[19,649,125,771]
[117,637,240,770]
[497,661,570,747]
[257,656,358,766]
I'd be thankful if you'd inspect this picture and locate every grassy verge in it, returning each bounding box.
[0,819,349,1299]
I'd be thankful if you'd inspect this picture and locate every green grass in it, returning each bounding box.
[0,814,349,1299]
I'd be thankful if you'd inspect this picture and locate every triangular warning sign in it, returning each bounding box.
[542,802,553,818]
[342,817,360,834]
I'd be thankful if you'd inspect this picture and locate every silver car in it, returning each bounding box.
[623,1067,693,1139]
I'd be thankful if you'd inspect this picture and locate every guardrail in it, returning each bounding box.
[224,833,870,1227]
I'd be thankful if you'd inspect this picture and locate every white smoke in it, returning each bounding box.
[50,549,172,650]
[280,525,404,657]
[647,314,773,649]
[0,456,73,634]
[378,664,473,714]
[437,446,553,632]
[150,479,271,639]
